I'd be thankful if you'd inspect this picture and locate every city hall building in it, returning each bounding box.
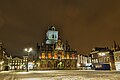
[36,26,77,70]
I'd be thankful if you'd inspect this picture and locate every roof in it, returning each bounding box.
[92,47,110,52]
[48,26,56,31]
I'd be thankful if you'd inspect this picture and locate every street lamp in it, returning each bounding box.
[24,48,32,72]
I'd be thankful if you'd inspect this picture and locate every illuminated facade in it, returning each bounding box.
[113,51,120,71]
[112,42,120,71]
[46,26,58,44]
[36,26,77,70]
[77,54,92,70]
[9,57,24,70]
[90,42,120,70]
[0,41,7,71]
[7,56,34,70]
[90,47,114,70]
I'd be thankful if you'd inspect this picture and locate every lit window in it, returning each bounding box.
[42,53,46,59]
[72,53,75,59]
[116,57,118,61]
[104,57,108,62]
[119,56,120,61]
[54,53,58,58]
[67,54,69,59]
[62,52,64,58]
[48,53,52,58]
[107,57,109,62]
[52,34,54,38]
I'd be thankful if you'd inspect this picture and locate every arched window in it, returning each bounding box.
[52,27,55,31]
[52,34,54,38]
[54,35,56,38]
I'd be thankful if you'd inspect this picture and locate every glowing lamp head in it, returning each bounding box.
[28,48,32,52]
[24,48,28,52]
[24,48,32,52]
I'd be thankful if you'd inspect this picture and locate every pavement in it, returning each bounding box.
[0,70,120,80]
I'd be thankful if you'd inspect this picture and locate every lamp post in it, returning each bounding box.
[24,48,32,72]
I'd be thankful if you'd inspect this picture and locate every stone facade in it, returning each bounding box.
[0,41,7,71]
[36,26,77,70]
[90,47,116,70]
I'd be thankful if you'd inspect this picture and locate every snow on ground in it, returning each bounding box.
[0,70,120,80]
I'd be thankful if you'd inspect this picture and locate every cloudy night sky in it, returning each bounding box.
[0,0,120,56]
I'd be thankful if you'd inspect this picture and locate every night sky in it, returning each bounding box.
[0,0,120,56]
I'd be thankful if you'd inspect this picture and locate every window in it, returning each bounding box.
[107,57,109,62]
[42,53,46,59]
[119,56,120,61]
[66,54,69,59]
[62,52,64,58]
[52,27,55,31]
[116,57,118,61]
[96,59,98,63]
[54,53,58,58]
[72,53,75,59]
[99,58,103,63]
[52,34,54,38]
[104,57,108,62]
[48,53,52,59]
[54,35,56,38]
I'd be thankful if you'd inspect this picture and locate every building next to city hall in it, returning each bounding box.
[36,26,78,70]
[112,42,120,71]
[90,41,120,70]
[6,56,34,70]
[0,41,8,71]
[90,47,115,70]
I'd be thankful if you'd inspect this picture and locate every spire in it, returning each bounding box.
[118,45,120,50]
[58,36,61,41]
[36,42,40,50]
[66,40,68,45]
[113,41,120,51]
[114,41,117,49]
[48,25,55,30]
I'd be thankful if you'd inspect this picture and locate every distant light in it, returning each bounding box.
[0,61,4,64]
[98,53,105,56]
[28,48,32,52]
[3,51,5,54]
[24,48,28,52]
[77,63,80,67]
[24,48,32,52]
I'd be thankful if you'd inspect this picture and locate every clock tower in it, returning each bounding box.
[46,26,58,44]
